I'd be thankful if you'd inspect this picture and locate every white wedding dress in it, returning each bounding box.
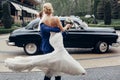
[4,32,86,77]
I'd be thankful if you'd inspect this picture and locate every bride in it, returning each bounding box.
[4,2,86,80]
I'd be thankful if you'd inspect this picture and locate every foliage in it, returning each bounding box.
[80,17,95,24]
[111,0,119,19]
[38,0,120,19]
[12,23,22,27]
[0,28,14,34]
[93,0,100,18]
[1,1,13,29]
[0,26,19,34]
[89,19,120,30]
[104,0,111,25]
[0,3,2,19]
[96,0,120,20]
[89,24,120,30]
[39,0,92,16]
[96,0,105,19]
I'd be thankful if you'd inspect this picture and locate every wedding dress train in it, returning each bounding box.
[4,32,86,77]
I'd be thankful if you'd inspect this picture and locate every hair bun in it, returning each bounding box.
[43,3,54,15]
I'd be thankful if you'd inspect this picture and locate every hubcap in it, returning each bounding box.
[99,42,108,52]
[25,43,37,54]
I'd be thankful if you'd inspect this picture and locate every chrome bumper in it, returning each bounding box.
[6,40,15,46]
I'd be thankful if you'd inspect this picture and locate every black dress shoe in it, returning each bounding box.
[55,76,61,80]
[44,75,51,80]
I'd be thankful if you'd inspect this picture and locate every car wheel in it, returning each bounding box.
[24,43,40,55]
[94,41,109,53]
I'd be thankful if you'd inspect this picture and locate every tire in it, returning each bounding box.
[24,43,40,55]
[94,41,109,53]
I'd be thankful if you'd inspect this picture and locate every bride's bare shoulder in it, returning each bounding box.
[52,16,58,20]
[49,16,59,23]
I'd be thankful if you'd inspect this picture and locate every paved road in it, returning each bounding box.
[0,65,120,80]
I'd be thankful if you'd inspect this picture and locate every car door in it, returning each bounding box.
[63,21,90,48]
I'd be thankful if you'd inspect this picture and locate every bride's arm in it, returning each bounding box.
[55,17,72,31]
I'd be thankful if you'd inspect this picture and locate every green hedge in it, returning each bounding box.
[12,23,21,27]
[0,26,19,34]
[88,24,120,30]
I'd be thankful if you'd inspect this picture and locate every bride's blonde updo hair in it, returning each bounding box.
[43,3,54,15]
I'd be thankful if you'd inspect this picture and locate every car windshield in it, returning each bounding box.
[25,18,40,29]
[73,17,88,29]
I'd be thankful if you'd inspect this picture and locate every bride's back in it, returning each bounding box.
[42,15,58,28]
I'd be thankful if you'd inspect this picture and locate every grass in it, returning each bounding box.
[88,19,120,30]
[0,26,19,34]
[95,19,120,25]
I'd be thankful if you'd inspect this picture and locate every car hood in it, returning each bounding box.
[12,27,26,33]
[10,27,29,36]
[85,27,115,33]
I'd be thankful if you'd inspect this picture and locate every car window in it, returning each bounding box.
[69,21,81,30]
[61,20,65,27]
[25,18,40,29]
[61,20,82,30]
[33,22,39,30]
[80,21,88,28]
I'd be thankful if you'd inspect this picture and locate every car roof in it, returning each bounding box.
[59,16,81,21]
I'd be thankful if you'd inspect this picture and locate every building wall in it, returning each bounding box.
[0,0,39,25]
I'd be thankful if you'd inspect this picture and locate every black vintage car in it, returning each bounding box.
[7,17,119,55]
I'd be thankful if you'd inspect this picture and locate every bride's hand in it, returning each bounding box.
[66,24,73,30]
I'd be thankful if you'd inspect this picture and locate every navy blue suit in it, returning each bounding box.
[40,23,60,53]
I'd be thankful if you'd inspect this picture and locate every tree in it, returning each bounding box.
[0,2,3,19]
[111,0,119,19]
[1,1,13,28]
[39,0,92,16]
[97,0,105,19]
[93,0,100,18]
[104,0,111,25]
